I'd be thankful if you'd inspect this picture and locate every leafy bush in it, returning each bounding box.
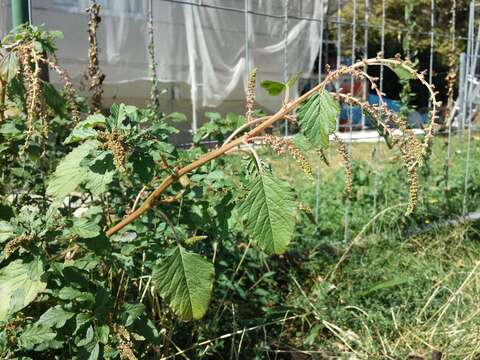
[0,24,451,359]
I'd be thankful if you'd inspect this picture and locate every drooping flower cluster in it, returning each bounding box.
[264,134,313,177]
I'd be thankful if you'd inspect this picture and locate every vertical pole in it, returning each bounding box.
[344,0,356,244]
[373,0,386,215]
[422,0,435,209]
[185,5,198,135]
[335,0,342,132]
[467,23,480,104]
[463,3,480,216]
[191,89,197,136]
[361,0,369,130]
[428,0,435,108]
[463,91,474,216]
[462,1,475,136]
[458,52,467,136]
[444,0,456,202]
[379,0,386,98]
[315,0,326,224]
[318,0,325,84]
[11,0,30,28]
[283,0,289,137]
[244,0,250,77]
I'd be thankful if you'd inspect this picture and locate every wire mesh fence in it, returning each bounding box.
[1,0,479,231]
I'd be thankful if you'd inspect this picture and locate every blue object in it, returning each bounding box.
[339,93,401,128]
[368,93,401,112]
[340,105,363,126]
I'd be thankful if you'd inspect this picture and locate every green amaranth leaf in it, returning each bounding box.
[82,151,116,197]
[0,258,47,322]
[46,140,97,198]
[260,80,286,96]
[0,52,19,82]
[36,305,75,329]
[226,112,246,128]
[74,313,92,334]
[85,170,115,197]
[71,217,101,239]
[49,30,64,39]
[292,133,314,153]
[389,64,414,80]
[122,303,145,327]
[44,82,66,113]
[286,72,300,89]
[58,287,95,302]
[17,325,56,349]
[238,173,296,255]
[152,246,214,321]
[58,287,81,300]
[77,325,95,347]
[165,112,187,122]
[109,103,137,129]
[96,325,110,344]
[297,90,339,149]
[88,342,100,360]
[64,114,105,144]
[0,220,14,243]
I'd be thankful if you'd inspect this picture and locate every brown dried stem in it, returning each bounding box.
[0,78,5,123]
[444,0,457,124]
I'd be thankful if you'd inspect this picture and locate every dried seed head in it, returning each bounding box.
[264,135,313,177]
[333,135,352,200]
[298,203,312,213]
[113,324,137,360]
[10,37,80,154]
[43,56,80,125]
[118,343,137,360]
[98,128,129,173]
[13,44,47,154]
[246,68,257,122]
[4,234,33,258]
[86,0,105,112]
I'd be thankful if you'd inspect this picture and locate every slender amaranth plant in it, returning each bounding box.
[443,0,457,200]
[106,55,440,237]
[0,25,80,152]
[86,0,105,113]
[147,0,161,113]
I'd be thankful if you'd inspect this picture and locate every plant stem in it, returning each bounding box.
[0,78,5,123]
[106,76,328,236]
[106,57,437,237]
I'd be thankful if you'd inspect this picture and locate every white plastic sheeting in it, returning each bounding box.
[1,0,331,131]
[0,1,10,36]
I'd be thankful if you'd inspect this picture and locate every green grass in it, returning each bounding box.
[293,225,480,358]
[193,135,480,359]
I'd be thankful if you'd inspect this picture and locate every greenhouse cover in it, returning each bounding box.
[0,0,342,130]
